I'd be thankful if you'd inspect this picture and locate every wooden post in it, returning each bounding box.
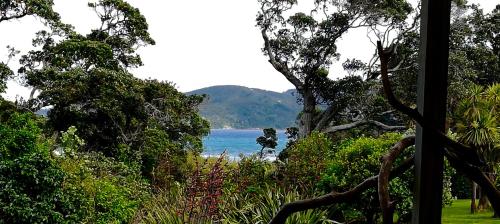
[412,0,452,223]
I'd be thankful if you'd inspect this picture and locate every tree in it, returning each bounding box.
[381,3,500,112]
[12,0,209,179]
[256,128,278,159]
[0,0,60,23]
[257,0,413,137]
[266,41,500,224]
[454,83,500,212]
[0,0,60,100]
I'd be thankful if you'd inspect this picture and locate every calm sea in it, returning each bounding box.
[202,129,288,159]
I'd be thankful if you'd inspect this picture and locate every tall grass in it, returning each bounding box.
[221,185,334,224]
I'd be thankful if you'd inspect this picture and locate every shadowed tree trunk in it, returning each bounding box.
[478,172,494,211]
[299,89,316,138]
[471,182,477,213]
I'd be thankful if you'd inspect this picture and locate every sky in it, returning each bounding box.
[0,0,497,100]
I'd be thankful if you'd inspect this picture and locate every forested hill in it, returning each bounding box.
[188,85,300,129]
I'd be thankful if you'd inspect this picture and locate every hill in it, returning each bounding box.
[188,85,300,129]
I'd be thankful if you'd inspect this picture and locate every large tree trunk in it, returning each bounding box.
[478,186,490,210]
[298,90,316,138]
[471,182,477,213]
[478,172,494,210]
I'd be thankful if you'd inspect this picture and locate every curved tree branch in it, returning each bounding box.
[269,155,415,224]
[376,41,500,216]
[378,136,415,224]
[0,12,29,23]
[261,28,304,90]
[322,119,407,134]
[376,41,482,166]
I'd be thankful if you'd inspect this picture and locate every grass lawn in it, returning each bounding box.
[442,199,500,223]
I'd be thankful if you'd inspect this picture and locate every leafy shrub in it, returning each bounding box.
[58,143,149,223]
[0,113,70,223]
[318,132,412,223]
[280,132,334,194]
[142,127,190,188]
[318,132,455,223]
[226,154,275,194]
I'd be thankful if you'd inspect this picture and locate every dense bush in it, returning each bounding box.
[318,132,455,223]
[279,132,334,194]
[318,132,412,222]
[0,113,71,223]
[58,149,149,223]
[226,154,275,194]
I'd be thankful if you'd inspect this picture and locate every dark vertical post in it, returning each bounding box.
[412,0,452,223]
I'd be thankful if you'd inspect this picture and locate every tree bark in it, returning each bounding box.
[478,172,494,210]
[471,182,477,213]
[378,136,416,224]
[478,186,490,210]
[322,120,406,134]
[299,89,316,138]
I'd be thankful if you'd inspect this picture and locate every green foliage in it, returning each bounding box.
[0,0,60,24]
[392,5,500,110]
[319,133,413,222]
[58,150,149,223]
[320,133,405,189]
[454,83,500,168]
[222,185,332,224]
[281,132,334,194]
[32,68,209,178]
[14,0,210,179]
[451,173,472,199]
[257,128,278,159]
[134,187,184,224]
[135,153,229,223]
[58,126,85,156]
[0,63,13,94]
[87,0,155,68]
[226,155,275,194]
[0,113,70,223]
[318,133,455,222]
[257,0,413,135]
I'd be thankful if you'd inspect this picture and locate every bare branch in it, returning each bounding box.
[376,41,500,216]
[0,12,29,23]
[322,119,407,133]
[378,136,415,224]
[376,41,482,166]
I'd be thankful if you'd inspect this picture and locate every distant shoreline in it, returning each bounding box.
[209,128,287,131]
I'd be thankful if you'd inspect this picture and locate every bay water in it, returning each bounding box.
[202,129,288,160]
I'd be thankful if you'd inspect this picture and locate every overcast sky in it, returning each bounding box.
[0,0,497,100]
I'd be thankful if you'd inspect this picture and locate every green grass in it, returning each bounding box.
[442,200,500,223]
